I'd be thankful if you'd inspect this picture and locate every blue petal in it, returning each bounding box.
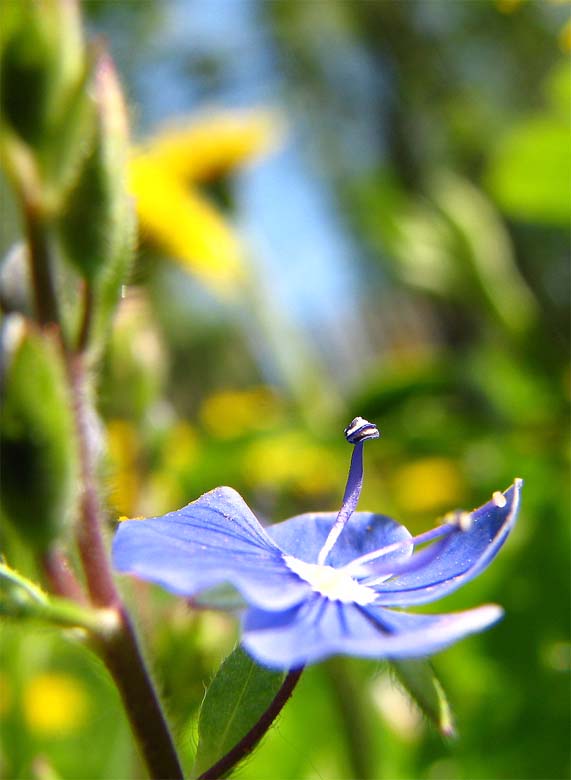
[113,487,312,610]
[373,479,523,606]
[242,597,502,668]
[267,511,412,567]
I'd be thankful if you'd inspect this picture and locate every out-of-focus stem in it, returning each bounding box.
[198,667,304,780]
[77,281,95,353]
[66,350,183,779]
[23,204,61,329]
[324,658,376,780]
[40,547,88,605]
[67,351,118,607]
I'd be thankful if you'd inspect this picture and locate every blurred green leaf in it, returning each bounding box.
[390,659,455,738]
[0,317,78,552]
[486,116,571,226]
[193,646,285,777]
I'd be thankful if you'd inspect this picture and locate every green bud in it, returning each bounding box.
[99,296,166,422]
[0,0,95,209]
[0,317,78,552]
[58,49,135,346]
[0,0,83,148]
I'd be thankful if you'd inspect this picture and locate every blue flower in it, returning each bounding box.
[113,418,522,669]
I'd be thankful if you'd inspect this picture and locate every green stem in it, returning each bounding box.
[23,203,61,329]
[77,281,95,353]
[198,667,303,780]
[324,658,376,780]
[67,350,183,780]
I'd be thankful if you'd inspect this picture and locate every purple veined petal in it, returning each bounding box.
[241,596,503,669]
[372,479,523,607]
[267,511,413,568]
[113,486,312,610]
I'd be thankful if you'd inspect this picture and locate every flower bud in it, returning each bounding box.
[0,0,83,148]
[58,49,135,349]
[0,318,78,552]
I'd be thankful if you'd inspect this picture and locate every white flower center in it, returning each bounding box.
[284,555,377,605]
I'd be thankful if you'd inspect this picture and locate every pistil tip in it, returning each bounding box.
[344,417,380,444]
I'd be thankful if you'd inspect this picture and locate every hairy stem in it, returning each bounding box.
[198,667,303,780]
[67,350,183,780]
[40,547,88,605]
[23,204,61,329]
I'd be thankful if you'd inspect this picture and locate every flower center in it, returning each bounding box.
[283,555,377,605]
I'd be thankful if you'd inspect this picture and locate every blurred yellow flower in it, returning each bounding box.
[244,431,342,496]
[560,19,571,52]
[145,422,200,513]
[200,386,283,439]
[161,421,200,471]
[24,673,88,736]
[143,111,280,182]
[392,457,465,515]
[129,110,280,296]
[107,419,141,517]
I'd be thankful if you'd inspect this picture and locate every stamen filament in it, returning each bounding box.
[363,534,455,586]
[343,523,456,576]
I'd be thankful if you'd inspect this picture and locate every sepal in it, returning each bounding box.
[193,645,285,777]
[390,658,456,737]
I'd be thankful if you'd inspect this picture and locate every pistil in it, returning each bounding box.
[317,417,380,566]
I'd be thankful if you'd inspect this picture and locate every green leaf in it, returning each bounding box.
[193,646,285,777]
[390,659,456,738]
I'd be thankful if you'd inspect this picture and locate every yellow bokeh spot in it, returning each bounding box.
[496,0,523,13]
[107,418,141,517]
[392,457,465,514]
[24,673,88,736]
[559,19,571,53]
[162,421,199,470]
[142,110,281,183]
[129,155,245,295]
[200,387,283,439]
[244,431,342,496]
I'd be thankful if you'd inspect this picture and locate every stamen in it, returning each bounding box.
[362,534,455,586]
[344,417,380,445]
[317,418,380,566]
[343,523,454,576]
[440,509,473,532]
[492,491,507,508]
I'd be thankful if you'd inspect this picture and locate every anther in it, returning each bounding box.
[441,509,473,532]
[344,417,380,445]
[492,491,507,508]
